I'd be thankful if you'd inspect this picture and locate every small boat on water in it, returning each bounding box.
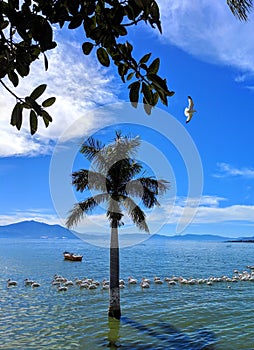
[63,251,83,262]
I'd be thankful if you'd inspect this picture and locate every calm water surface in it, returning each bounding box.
[0,238,254,349]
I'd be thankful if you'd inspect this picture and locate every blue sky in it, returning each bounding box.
[1,0,254,238]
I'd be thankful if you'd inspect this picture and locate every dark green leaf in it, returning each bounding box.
[43,53,48,71]
[112,5,124,25]
[155,88,168,106]
[22,102,31,109]
[118,63,128,82]
[8,71,19,87]
[30,84,47,100]
[97,47,110,67]
[42,97,56,107]
[10,103,23,130]
[148,57,160,74]
[114,25,127,36]
[142,82,153,105]
[150,1,160,20]
[140,63,147,71]
[124,3,142,20]
[143,100,152,115]
[31,16,56,52]
[140,53,152,64]
[82,42,94,55]
[165,87,175,97]
[43,118,49,128]
[148,73,165,88]
[134,0,144,9]
[16,63,30,77]
[41,110,53,122]
[153,91,159,106]
[30,110,38,135]
[25,97,42,115]
[129,81,140,108]
[68,15,83,29]
[157,21,162,34]
[0,20,9,30]
[127,72,135,81]
[125,41,133,55]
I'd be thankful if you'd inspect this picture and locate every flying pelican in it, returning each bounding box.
[184,96,197,123]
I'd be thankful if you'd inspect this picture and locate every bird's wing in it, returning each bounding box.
[186,113,193,123]
[184,107,189,117]
[188,96,194,109]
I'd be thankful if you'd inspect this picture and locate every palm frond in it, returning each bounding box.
[115,134,141,158]
[124,178,169,207]
[103,134,141,171]
[227,0,253,20]
[66,193,109,228]
[80,137,108,171]
[72,169,109,193]
[139,178,170,195]
[121,197,149,232]
[107,159,143,190]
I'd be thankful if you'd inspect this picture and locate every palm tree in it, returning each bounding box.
[227,0,253,21]
[66,131,169,319]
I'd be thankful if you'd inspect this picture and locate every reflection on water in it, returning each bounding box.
[107,318,120,348]
[104,316,217,349]
[109,317,217,350]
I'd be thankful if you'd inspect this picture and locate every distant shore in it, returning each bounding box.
[226,239,254,243]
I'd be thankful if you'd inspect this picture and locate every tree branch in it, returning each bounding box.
[0,79,23,102]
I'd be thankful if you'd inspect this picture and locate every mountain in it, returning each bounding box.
[0,220,78,239]
[148,233,230,242]
[0,220,253,242]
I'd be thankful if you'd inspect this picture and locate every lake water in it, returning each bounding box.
[0,237,254,349]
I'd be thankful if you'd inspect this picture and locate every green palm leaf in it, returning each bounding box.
[227,0,253,20]
[72,169,109,193]
[66,193,109,228]
[121,196,149,232]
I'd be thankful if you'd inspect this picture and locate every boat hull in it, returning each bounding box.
[63,252,83,262]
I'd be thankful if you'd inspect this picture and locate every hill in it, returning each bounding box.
[149,233,230,242]
[0,220,253,242]
[0,220,78,239]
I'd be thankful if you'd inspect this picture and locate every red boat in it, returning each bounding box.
[63,251,83,261]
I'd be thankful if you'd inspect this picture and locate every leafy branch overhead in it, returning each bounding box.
[9,84,55,135]
[0,0,252,134]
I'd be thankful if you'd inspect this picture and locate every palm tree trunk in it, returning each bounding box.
[108,221,121,319]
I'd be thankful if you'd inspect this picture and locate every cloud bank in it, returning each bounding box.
[214,162,254,178]
[2,195,254,233]
[0,37,119,157]
[157,0,254,75]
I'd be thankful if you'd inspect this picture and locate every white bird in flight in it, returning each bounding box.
[184,96,197,123]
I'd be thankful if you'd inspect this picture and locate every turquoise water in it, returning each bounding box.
[0,238,254,349]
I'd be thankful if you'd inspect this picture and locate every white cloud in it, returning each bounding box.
[0,38,119,157]
[150,194,254,225]
[214,162,254,178]
[157,0,254,74]
[193,204,254,224]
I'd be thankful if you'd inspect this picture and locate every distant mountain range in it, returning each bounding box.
[0,220,78,239]
[0,220,254,242]
[149,233,231,242]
